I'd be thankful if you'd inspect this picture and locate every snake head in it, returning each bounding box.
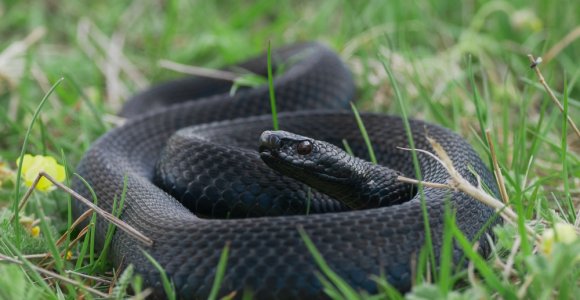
[259,130,355,184]
[259,130,413,209]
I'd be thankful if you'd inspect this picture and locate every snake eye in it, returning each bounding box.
[297,140,313,155]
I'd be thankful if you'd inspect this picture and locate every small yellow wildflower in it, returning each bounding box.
[540,223,578,256]
[66,251,73,260]
[16,154,66,191]
[30,226,41,238]
[18,215,42,238]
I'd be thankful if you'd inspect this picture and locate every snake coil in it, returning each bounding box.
[73,42,498,299]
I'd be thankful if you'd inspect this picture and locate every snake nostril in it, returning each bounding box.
[259,131,281,150]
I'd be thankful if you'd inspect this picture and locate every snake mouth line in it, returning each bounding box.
[258,146,273,157]
[259,149,350,184]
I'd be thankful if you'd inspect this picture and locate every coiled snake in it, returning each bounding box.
[73,42,498,299]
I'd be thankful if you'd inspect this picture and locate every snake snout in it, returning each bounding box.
[259,131,282,154]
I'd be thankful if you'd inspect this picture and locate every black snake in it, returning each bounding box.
[73,42,498,299]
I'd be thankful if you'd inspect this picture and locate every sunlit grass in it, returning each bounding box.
[0,0,578,298]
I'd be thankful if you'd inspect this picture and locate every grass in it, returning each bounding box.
[0,0,579,298]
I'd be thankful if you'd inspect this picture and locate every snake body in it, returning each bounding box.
[73,42,498,299]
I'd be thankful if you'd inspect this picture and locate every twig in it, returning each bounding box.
[396,176,450,189]
[397,138,541,243]
[527,54,580,139]
[54,209,94,248]
[0,253,109,298]
[12,171,153,246]
[431,137,540,240]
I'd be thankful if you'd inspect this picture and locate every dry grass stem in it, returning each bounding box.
[108,256,125,295]
[430,137,540,240]
[79,19,148,88]
[54,209,94,248]
[76,19,149,110]
[502,236,520,281]
[0,27,46,120]
[31,63,63,110]
[397,138,541,243]
[409,252,417,287]
[65,270,112,284]
[65,224,92,254]
[158,60,240,81]
[102,114,127,127]
[128,289,154,300]
[527,54,580,139]
[5,253,77,260]
[467,242,480,287]
[396,176,450,189]
[13,171,153,246]
[0,253,109,298]
[517,275,535,299]
[13,173,44,216]
[467,259,477,288]
[543,27,580,63]
[486,130,510,204]
[40,214,94,268]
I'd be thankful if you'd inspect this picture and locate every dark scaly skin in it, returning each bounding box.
[72,42,499,299]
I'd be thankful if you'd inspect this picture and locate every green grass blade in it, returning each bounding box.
[61,72,107,130]
[298,227,361,300]
[467,57,493,171]
[207,242,230,300]
[72,174,99,268]
[33,203,64,272]
[370,275,403,300]
[142,250,176,300]
[112,264,135,299]
[12,78,65,240]
[267,41,279,130]
[341,139,354,156]
[449,219,514,298]
[350,102,377,164]
[0,237,55,296]
[379,56,436,282]
[438,200,454,294]
[560,78,574,222]
[93,175,128,271]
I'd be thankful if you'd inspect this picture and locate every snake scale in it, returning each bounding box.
[73,42,498,299]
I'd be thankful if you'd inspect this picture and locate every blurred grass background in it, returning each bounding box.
[0,0,579,298]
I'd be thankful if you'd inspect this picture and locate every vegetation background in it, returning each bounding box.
[0,0,578,298]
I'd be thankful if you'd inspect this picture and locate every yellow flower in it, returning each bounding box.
[541,223,578,256]
[16,154,65,191]
[66,251,73,260]
[30,226,41,238]
[19,215,42,238]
